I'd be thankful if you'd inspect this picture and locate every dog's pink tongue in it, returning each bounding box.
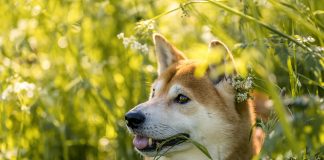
[133,135,149,149]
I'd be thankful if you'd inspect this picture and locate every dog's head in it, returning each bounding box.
[125,34,240,157]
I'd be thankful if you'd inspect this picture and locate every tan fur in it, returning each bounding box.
[127,34,264,160]
[157,61,256,159]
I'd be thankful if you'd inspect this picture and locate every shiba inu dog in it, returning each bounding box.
[125,34,263,160]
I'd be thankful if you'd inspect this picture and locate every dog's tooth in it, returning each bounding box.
[148,138,152,146]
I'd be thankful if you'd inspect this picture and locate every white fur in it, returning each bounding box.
[215,80,236,110]
[154,36,174,75]
[127,34,244,160]
[131,84,235,159]
[151,80,164,99]
[168,84,185,98]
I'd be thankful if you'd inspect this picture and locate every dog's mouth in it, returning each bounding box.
[133,133,190,152]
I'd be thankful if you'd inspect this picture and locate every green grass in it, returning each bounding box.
[0,0,323,159]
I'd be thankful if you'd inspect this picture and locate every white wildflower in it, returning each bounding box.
[231,73,254,103]
[21,105,30,112]
[245,76,253,90]
[4,149,17,159]
[9,29,23,42]
[129,36,136,41]
[314,46,324,52]
[118,33,149,54]
[1,85,13,100]
[137,20,155,31]
[146,20,155,30]
[130,41,139,50]
[18,19,28,31]
[99,137,110,147]
[28,37,38,49]
[306,36,315,43]
[231,77,245,90]
[148,23,154,30]
[3,58,10,67]
[117,32,124,39]
[140,44,149,53]
[99,137,110,151]
[201,26,215,43]
[40,58,51,70]
[295,35,315,43]
[13,82,35,93]
[32,5,42,16]
[1,81,36,100]
[122,37,131,48]
[236,93,248,103]
[58,36,68,48]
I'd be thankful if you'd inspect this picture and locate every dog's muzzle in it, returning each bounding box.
[125,110,146,129]
[125,110,190,153]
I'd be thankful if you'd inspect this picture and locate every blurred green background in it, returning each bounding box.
[0,0,323,160]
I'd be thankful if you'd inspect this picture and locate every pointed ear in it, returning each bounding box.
[153,34,187,75]
[208,40,237,83]
[208,40,237,109]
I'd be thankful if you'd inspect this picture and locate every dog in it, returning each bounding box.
[125,34,264,160]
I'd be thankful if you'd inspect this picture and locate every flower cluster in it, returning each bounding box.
[1,81,36,100]
[180,3,190,17]
[117,33,149,54]
[313,46,324,52]
[231,75,254,103]
[136,20,155,31]
[135,20,155,37]
[295,35,315,43]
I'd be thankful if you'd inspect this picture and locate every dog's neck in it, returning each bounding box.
[157,131,252,160]
[155,101,255,160]
[159,148,213,160]
[158,140,232,160]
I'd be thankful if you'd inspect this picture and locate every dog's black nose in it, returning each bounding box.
[125,111,145,129]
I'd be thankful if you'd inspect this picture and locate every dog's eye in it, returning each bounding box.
[174,94,190,104]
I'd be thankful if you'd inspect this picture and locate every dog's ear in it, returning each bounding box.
[208,40,237,84]
[153,34,187,75]
[208,40,238,108]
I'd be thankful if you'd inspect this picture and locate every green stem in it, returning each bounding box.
[59,125,69,160]
[150,1,209,20]
[149,0,316,54]
[17,112,25,160]
[269,0,324,40]
[265,79,298,152]
[204,0,313,53]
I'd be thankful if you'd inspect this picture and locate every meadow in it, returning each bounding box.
[0,0,323,159]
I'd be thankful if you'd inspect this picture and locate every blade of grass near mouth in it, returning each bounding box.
[154,135,213,160]
[189,139,213,159]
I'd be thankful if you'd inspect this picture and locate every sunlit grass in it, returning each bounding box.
[0,0,323,159]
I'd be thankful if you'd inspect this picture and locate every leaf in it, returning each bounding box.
[153,134,213,160]
[287,57,296,97]
[188,139,213,160]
